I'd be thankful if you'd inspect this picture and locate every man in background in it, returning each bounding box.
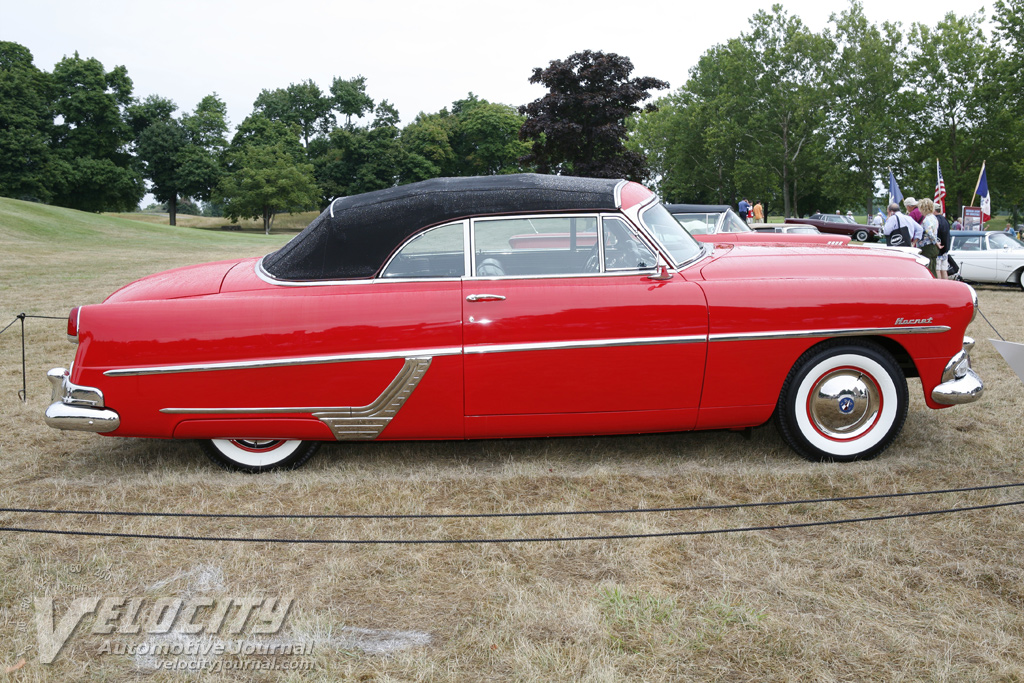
[752,200,764,223]
[934,204,951,280]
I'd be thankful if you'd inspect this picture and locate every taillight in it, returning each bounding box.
[67,306,80,344]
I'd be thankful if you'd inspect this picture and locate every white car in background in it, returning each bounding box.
[948,230,1024,290]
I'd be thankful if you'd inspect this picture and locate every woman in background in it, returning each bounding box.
[918,198,940,277]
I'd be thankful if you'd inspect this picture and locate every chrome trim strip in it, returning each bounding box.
[708,325,950,343]
[329,197,338,218]
[465,335,706,355]
[105,347,461,377]
[162,358,433,441]
[613,179,626,209]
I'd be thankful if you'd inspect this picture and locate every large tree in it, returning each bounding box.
[824,2,908,215]
[49,52,144,211]
[253,80,335,150]
[218,114,319,233]
[134,94,228,225]
[519,50,668,180]
[904,11,1005,215]
[0,42,59,202]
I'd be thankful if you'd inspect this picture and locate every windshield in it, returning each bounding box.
[989,233,1024,250]
[670,212,714,234]
[719,209,752,233]
[640,203,705,265]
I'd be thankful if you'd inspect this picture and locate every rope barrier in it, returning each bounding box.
[1,499,1020,545]
[2,481,1022,520]
[0,313,66,402]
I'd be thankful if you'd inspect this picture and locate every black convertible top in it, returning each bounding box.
[665,203,731,214]
[262,174,624,281]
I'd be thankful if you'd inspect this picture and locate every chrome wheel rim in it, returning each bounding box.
[807,368,881,440]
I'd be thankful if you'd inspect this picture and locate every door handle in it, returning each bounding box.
[466,294,506,302]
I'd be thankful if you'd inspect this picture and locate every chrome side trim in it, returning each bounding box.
[465,335,706,355]
[161,357,433,441]
[105,347,461,377]
[329,197,339,218]
[613,179,627,209]
[314,357,432,439]
[709,325,950,343]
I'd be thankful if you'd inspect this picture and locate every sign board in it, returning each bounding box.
[962,206,984,231]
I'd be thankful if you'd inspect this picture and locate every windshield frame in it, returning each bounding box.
[636,201,706,269]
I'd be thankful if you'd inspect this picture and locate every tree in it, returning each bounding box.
[49,52,144,211]
[331,75,374,128]
[218,114,318,233]
[993,0,1024,223]
[134,94,228,225]
[519,50,668,179]
[744,6,836,217]
[402,94,530,178]
[905,11,1005,214]
[824,2,909,215]
[0,42,59,202]
[253,80,334,150]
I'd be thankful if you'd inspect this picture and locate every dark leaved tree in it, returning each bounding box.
[518,50,667,180]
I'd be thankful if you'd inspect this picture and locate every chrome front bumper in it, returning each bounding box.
[931,337,984,405]
[45,367,120,432]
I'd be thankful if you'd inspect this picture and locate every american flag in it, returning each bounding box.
[934,160,946,214]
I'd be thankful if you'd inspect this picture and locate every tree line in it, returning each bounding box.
[630,0,1024,220]
[0,44,545,232]
[3,1,1021,228]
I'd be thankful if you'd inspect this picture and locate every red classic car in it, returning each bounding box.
[665,204,851,247]
[46,175,982,471]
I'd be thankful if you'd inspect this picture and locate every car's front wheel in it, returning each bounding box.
[775,341,908,462]
[202,439,321,473]
[854,229,870,242]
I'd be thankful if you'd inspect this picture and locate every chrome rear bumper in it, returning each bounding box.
[931,337,984,405]
[45,368,120,432]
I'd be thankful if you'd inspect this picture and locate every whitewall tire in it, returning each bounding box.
[776,341,908,462]
[202,439,320,473]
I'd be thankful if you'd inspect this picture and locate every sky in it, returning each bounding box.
[3,0,994,134]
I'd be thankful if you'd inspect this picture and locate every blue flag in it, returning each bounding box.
[888,170,904,206]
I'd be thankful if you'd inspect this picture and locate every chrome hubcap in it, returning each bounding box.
[808,370,880,439]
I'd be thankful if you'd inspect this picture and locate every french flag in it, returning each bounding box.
[977,163,992,222]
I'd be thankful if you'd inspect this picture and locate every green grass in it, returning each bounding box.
[3,198,1024,681]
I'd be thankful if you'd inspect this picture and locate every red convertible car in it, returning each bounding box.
[46,175,982,471]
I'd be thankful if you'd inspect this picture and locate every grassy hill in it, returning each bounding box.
[0,197,293,314]
[105,209,320,233]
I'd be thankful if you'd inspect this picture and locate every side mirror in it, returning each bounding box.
[647,258,673,281]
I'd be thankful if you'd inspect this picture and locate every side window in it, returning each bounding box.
[380,222,466,279]
[671,213,709,234]
[473,216,598,277]
[602,217,658,271]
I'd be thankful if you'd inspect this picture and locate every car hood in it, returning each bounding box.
[694,244,928,281]
[104,259,246,303]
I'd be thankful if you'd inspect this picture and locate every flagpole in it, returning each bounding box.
[970,161,986,208]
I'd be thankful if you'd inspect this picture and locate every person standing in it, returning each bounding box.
[918,198,940,277]
[738,198,750,223]
[903,197,924,246]
[883,202,913,247]
[752,200,764,223]
[934,204,951,280]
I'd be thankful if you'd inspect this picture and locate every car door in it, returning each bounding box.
[462,214,708,438]
[954,234,998,282]
[988,232,1024,282]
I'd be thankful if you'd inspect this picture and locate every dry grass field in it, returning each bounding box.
[2,196,1023,681]
[105,210,320,234]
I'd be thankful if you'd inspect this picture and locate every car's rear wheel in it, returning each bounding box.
[202,439,320,473]
[775,341,908,463]
[854,229,869,242]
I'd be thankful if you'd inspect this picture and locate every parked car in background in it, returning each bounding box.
[753,224,823,235]
[948,229,1024,290]
[46,175,981,471]
[666,204,850,246]
[786,214,880,243]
